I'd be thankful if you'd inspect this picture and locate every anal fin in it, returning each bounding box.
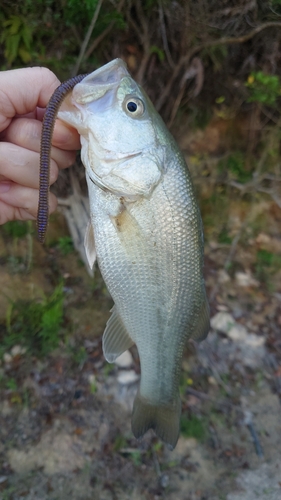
[102,305,134,363]
[190,294,210,342]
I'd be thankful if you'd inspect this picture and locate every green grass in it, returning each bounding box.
[2,220,30,238]
[218,228,232,244]
[70,345,88,366]
[218,152,252,184]
[180,414,207,441]
[255,249,281,289]
[1,282,64,358]
[58,236,74,255]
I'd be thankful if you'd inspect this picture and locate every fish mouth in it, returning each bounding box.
[73,59,129,103]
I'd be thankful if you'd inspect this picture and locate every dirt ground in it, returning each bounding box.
[0,158,281,499]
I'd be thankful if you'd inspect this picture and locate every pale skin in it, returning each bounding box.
[0,67,81,225]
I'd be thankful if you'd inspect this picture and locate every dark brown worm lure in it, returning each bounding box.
[37,74,88,243]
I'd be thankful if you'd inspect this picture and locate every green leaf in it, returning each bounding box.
[150,45,165,62]
[5,33,21,64]
[18,46,32,63]
[21,24,33,49]
[8,16,22,35]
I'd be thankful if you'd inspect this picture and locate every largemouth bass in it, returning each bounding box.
[39,59,209,449]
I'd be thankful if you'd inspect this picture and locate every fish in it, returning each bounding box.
[40,58,210,449]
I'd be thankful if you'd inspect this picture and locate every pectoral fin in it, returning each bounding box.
[84,220,96,270]
[190,295,210,342]
[102,305,134,362]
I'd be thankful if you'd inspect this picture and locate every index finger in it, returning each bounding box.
[0,67,60,132]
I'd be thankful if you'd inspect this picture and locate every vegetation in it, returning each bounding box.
[0,0,280,119]
[0,0,280,216]
[180,413,207,441]
[1,282,64,358]
[0,5,280,496]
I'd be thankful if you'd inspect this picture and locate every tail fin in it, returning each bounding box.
[131,392,181,450]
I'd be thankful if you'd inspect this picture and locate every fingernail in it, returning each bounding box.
[0,182,11,194]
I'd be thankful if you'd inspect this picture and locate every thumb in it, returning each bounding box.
[0,67,60,132]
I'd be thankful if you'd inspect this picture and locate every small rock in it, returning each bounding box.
[216,304,229,312]
[3,353,12,364]
[160,474,169,488]
[235,271,258,288]
[11,345,26,357]
[218,269,231,284]
[227,324,248,342]
[88,374,96,385]
[208,376,218,385]
[210,312,236,334]
[0,401,13,416]
[115,350,133,368]
[117,370,139,385]
[256,232,271,245]
[244,333,265,347]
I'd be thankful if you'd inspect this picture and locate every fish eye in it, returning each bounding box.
[123,96,145,117]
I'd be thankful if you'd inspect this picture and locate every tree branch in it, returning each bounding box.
[156,21,281,112]
[72,0,104,76]
[85,0,126,60]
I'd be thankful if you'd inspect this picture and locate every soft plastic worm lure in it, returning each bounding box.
[37,74,88,243]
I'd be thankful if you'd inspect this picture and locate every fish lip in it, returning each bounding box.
[73,59,129,104]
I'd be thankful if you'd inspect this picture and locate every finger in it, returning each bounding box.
[15,107,45,121]
[0,200,35,223]
[3,118,76,169]
[0,67,60,131]
[0,142,59,188]
[11,113,81,149]
[53,119,81,150]
[0,182,57,220]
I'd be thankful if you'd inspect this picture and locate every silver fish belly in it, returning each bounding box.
[58,59,209,449]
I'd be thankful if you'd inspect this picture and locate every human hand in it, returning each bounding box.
[0,67,81,224]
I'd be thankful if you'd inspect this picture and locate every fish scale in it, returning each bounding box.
[88,145,201,402]
[54,58,210,449]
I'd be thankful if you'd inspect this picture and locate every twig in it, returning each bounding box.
[224,218,248,270]
[215,0,256,18]
[84,0,126,60]
[156,21,281,112]
[85,22,115,60]
[72,0,104,76]
[209,216,249,302]
[135,0,152,83]
[70,24,82,46]
[244,411,264,458]
[152,448,161,477]
[158,0,175,69]
[193,341,232,395]
[186,387,236,408]
[168,57,204,126]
